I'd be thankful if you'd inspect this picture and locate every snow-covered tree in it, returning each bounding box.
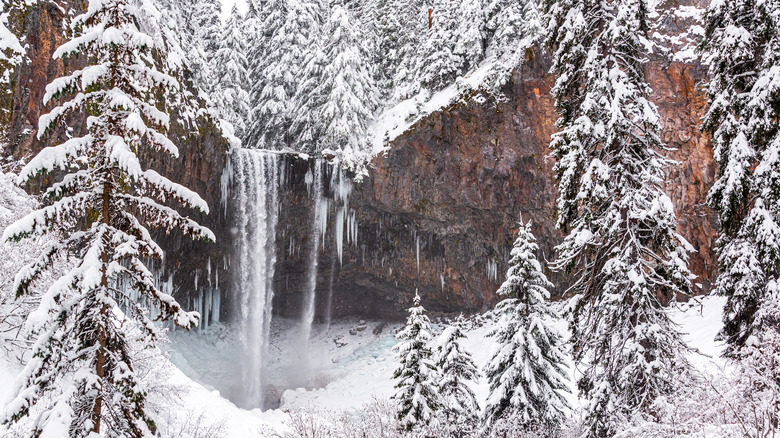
[414,0,462,91]
[372,0,403,96]
[0,0,214,435]
[700,0,780,357]
[391,0,427,96]
[454,0,486,75]
[434,316,479,431]
[212,5,251,137]
[191,0,222,94]
[544,0,694,435]
[248,0,323,150]
[392,291,439,432]
[316,3,378,174]
[483,219,570,433]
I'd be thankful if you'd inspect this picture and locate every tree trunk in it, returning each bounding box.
[92,178,111,434]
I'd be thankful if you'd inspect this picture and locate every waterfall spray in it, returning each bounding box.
[299,159,323,381]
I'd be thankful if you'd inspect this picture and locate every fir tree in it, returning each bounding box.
[434,316,479,430]
[316,3,379,174]
[0,0,213,435]
[392,291,439,432]
[372,0,402,96]
[700,0,780,356]
[483,219,570,433]
[247,0,322,149]
[454,0,486,74]
[192,0,222,95]
[415,0,462,91]
[544,0,694,435]
[391,0,427,96]
[213,5,251,137]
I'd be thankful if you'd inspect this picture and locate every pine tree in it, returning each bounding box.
[372,0,402,96]
[0,0,214,435]
[700,0,780,357]
[192,0,222,95]
[414,0,462,91]
[434,316,479,430]
[247,0,322,150]
[483,219,570,432]
[544,0,694,435]
[316,3,378,173]
[391,0,427,96]
[213,5,251,137]
[243,0,274,148]
[454,0,486,75]
[392,291,439,432]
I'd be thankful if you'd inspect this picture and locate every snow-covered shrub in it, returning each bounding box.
[274,397,401,438]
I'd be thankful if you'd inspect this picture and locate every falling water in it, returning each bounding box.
[325,257,336,330]
[299,159,323,377]
[233,149,280,409]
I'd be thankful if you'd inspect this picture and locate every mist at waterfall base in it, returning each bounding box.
[213,149,360,410]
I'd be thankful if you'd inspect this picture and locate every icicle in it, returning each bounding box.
[441,273,445,292]
[336,206,345,265]
[319,198,329,250]
[416,234,421,274]
[220,149,234,218]
[304,167,313,196]
[486,258,498,282]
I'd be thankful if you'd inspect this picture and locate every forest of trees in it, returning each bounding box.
[0,0,778,436]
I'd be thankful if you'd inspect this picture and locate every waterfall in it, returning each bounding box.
[299,159,323,376]
[325,257,336,330]
[233,149,280,409]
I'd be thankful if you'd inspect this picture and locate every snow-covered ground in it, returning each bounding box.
[0,296,728,436]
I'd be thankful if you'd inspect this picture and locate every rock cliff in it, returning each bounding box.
[2,0,717,322]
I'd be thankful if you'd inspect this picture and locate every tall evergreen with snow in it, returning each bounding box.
[392,292,439,432]
[0,0,213,435]
[700,0,780,357]
[391,0,426,95]
[213,5,251,137]
[316,3,378,174]
[544,0,694,435]
[246,0,322,149]
[483,219,570,432]
[414,0,462,91]
[434,316,479,429]
[373,0,403,96]
[454,0,486,75]
[191,0,222,95]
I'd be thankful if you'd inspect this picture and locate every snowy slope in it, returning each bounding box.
[0,295,728,436]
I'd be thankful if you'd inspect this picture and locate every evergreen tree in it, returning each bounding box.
[373,0,404,96]
[392,0,427,96]
[454,0,486,74]
[247,0,322,149]
[415,0,462,91]
[392,291,439,432]
[0,0,213,435]
[434,316,479,429]
[192,0,223,95]
[316,3,379,173]
[544,0,694,435]
[244,0,275,148]
[700,0,780,356]
[483,219,570,432]
[213,5,251,137]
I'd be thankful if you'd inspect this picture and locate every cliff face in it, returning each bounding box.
[2,1,717,322]
[266,50,717,321]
